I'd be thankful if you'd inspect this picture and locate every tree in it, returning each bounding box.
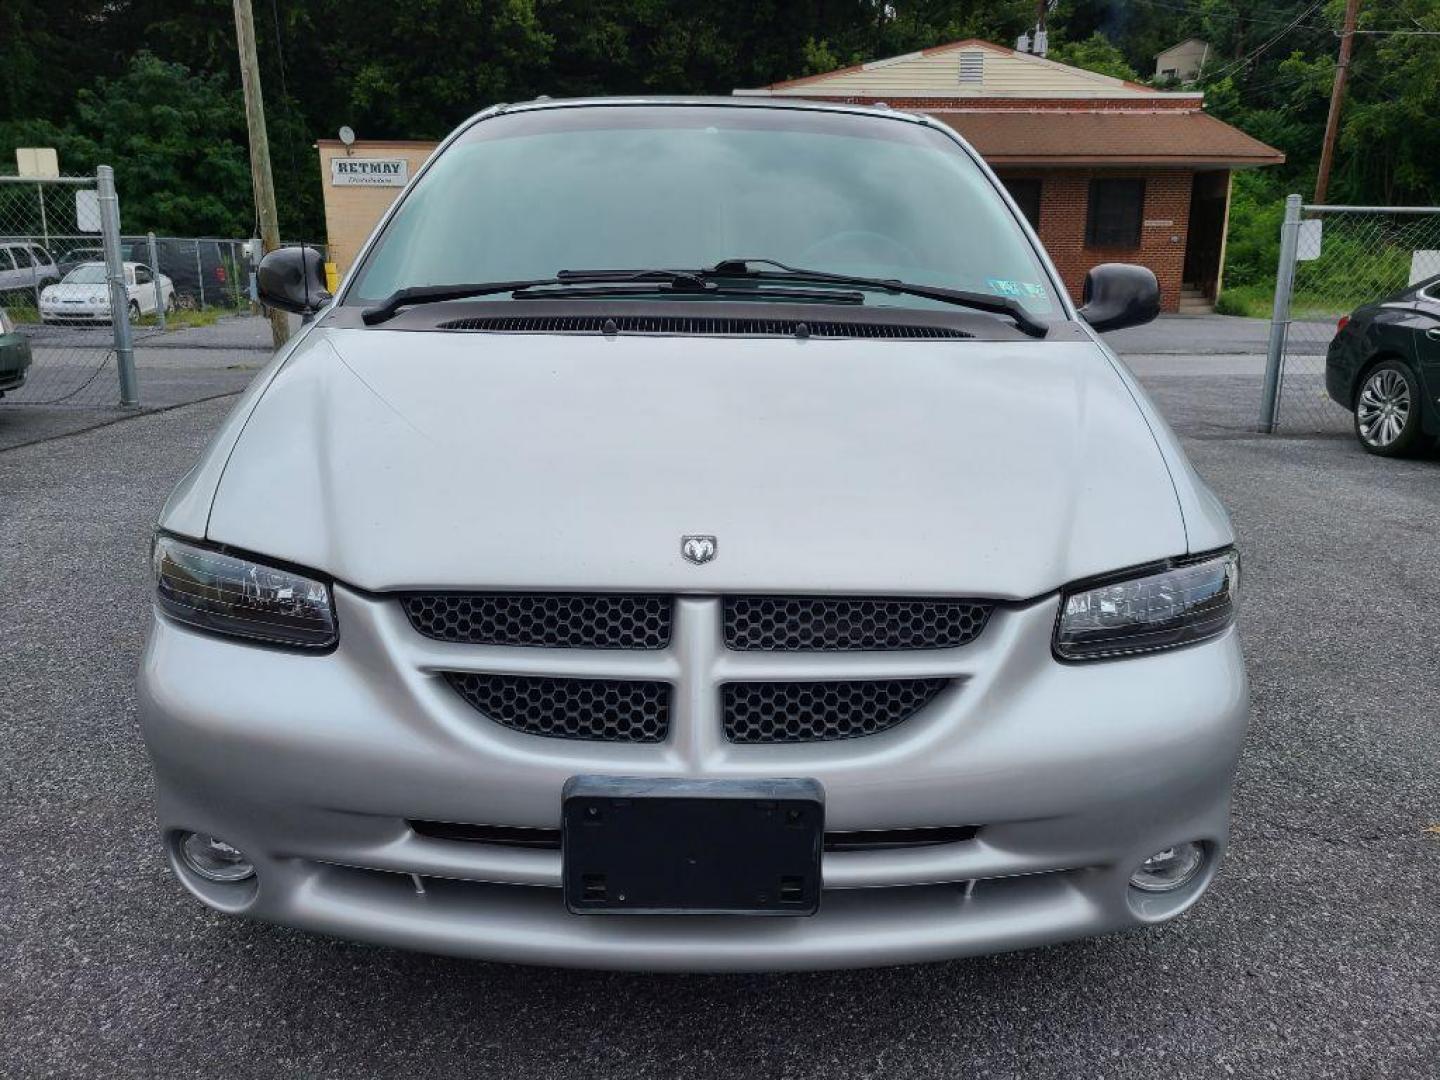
[1339,0,1440,204]
[1,0,1437,244]
[62,54,254,236]
[1048,33,1141,81]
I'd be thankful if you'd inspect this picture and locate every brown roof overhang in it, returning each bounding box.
[928,109,1285,169]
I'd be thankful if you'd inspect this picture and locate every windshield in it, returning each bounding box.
[62,264,108,284]
[348,106,1058,316]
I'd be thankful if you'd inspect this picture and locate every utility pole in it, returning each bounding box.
[1314,0,1361,205]
[232,0,289,349]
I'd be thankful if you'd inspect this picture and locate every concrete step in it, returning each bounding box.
[1179,285,1213,313]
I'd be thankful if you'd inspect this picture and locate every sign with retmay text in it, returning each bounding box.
[330,157,409,187]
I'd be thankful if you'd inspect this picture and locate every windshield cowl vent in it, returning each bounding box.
[433,314,973,339]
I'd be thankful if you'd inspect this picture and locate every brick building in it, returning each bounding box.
[734,39,1284,312]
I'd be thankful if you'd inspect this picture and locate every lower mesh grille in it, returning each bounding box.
[444,673,670,742]
[723,679,948,743]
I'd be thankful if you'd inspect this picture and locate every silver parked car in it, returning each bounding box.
[139,99,1247,972]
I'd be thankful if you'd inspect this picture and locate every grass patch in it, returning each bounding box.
[3,297,238,331]
[135,307,229,330]
[5,306,42,326]
[1216,282,1382,321]
[1214,285,1273,319]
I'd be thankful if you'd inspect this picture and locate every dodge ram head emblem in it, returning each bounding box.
[680,535,717,565]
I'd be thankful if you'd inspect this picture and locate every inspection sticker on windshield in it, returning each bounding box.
[987,278,1048,300]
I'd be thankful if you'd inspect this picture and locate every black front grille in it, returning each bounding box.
[723,679,948,743]
[405,820,980,851]
[436,314,972,339]
[444,673,670,742]
[724,597,992,652]
[404,593,671,649]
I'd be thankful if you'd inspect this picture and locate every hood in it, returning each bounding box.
[201,327,1186,598]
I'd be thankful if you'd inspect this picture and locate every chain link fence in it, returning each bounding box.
[1,167,277,411]
[120,236,252,337]
[1262,197,1440,433]
[0,173,126,407]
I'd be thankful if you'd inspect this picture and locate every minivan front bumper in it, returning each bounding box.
[138,586,1249,971]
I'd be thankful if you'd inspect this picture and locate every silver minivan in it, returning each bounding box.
[139,98,1247,971]
[0,241,60,300]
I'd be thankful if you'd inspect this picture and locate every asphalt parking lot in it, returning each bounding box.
[1,315,1435,1078]
[0,315,282,449]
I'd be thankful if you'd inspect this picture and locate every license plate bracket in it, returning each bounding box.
[562,776,824,916]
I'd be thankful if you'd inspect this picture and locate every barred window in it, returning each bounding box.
[1086,178,1145,248]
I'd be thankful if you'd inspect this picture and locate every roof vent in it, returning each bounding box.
[958,50,985,84]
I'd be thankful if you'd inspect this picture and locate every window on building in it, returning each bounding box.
[1086,178,1145,247]
[1002,178,1042,230]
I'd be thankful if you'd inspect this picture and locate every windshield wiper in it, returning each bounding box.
[512,282,864,305]
[361,269,716,325]
[704,258,1049,338]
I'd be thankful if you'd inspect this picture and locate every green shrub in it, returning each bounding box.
[1221,173,1284,290]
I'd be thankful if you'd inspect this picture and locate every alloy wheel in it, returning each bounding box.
[1356,368,1411,448]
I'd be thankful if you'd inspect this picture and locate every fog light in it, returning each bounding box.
[178,832,255,883]
[1130,842,1205,892]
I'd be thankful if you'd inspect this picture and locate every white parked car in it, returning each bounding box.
[39,261,175,324]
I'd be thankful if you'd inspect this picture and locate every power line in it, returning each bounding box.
[1140,0,1336,34]
[1142,0,1435,39]
[269,0,289,101]
[1203,0,1328,83]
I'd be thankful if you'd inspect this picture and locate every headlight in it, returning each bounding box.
[153,534,337,649]
[1054,549,1239,661]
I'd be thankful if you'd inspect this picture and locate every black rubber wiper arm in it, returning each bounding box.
[512,283,865,305]
[362,269,715,325]
[705,258,1049,338]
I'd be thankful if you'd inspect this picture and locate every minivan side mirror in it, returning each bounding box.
[1078,263,1160,333]
[256,245,331,316]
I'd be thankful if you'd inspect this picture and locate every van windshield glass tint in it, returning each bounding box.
[348,106,1057,316]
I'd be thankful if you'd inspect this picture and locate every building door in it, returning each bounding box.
[1183,172,1228,300]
